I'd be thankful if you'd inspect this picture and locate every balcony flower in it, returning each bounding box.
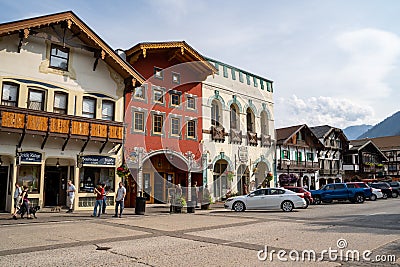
[117,165,130,178]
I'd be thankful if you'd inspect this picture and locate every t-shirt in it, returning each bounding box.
[116,186,126,201]
[96,188,105,200]
[68,184,76,197]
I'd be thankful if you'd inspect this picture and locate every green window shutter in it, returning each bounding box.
[214,62,220,75]
[239,72,244,83]
[246,74,250,85]
[231,69,236,80]
[223,65,228,78]
[295,152,298,161]
[281,150,284,159]
[253,77,258,87]
[266,82,271,92]
[260,80,264,90]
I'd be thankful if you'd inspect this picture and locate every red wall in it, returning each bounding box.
[125,52,204,160]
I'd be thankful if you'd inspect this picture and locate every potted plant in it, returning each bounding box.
[226,171,234,182]
[117,165,130,179]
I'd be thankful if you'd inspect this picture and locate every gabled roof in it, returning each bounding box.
[125,41,217,75]
[362,135,400,150]
[0,11,145,85]
[348,139,388,160]
[309,125,332,139]
[276,124,323,148]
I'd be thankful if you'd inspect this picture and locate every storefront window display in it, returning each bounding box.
[18,165,40,193]
[79,167,115,193]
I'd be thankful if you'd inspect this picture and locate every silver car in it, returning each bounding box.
[224,188,307,212]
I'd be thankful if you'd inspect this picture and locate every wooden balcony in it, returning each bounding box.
[211,126,225,142]
[261,134,271,147]
[0,105,123,150]
[247,131,258,146]
[229,128,242,144]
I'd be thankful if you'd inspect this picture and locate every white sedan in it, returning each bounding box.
[224,188,307,212]
[370,188,385,200]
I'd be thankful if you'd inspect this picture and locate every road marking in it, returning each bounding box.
[368,212,387,216]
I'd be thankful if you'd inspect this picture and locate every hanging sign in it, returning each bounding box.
[238,147,248,163]
[19,151,42,163]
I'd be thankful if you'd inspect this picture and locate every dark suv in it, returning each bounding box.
[369,182,398,198]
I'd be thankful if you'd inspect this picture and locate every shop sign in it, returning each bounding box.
[238,147,248,163]
[19,151,42,163]
[82,156,115,166]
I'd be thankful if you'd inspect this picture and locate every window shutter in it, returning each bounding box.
[231,69,236,80]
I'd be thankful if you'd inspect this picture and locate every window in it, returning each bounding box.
[260,80,264,90]
[253,189,266,196]
[154,67,163,80]
[134,85,145,100]
[53,92,68,114]
[334,184,345,190]
[282,150,289,159]
[49,44,69,71]
[82,97,96,118]
[172,73,180,84]
[211,100,221,127]
[187,97,195,109]
[267,82,272,92]
[231,69,236,80]
[79,167,115,193]
[230,105,238,130]
[246,108,254,132]
[154,88,164,104]
[253,77,258,87]
[18,165,40,193]
[28,89,45,111]
[246,74,251,85]
[239,72,244,83]
[153,114,163,134]
[1,82,19,106]
[347,184,355,188]
[223,65,228,78]
[296,152,302,161]
[306,153,314,161]
[187,120,196,138]
[325,184,334,190]
[171,118,180,136]
[134,112,144,132]
[171,93,180,106]
[102,100,114,121]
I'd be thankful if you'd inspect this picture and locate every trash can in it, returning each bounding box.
[187,200,195,213]
[135,196,146,215]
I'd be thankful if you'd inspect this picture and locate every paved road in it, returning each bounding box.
[0,198,399,266]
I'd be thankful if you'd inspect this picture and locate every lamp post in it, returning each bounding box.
[286,159,291,176]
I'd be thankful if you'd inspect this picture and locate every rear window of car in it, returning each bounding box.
[347,184,355,188]
[389,182,399,187]
[269,189,285,195]
[286,187,299,193]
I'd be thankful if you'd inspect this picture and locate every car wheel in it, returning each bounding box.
[382,193,388,199]
[281,200,294,212]
[355,194,365,204]
[314,196,321,205]
[392,192,398,198]
[370,194,377,201]
[232,201,245,212]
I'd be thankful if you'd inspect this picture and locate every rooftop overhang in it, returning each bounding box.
[125,41,217,77]
[0,11,145,87]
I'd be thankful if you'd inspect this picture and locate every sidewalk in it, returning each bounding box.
[0,202,225,222]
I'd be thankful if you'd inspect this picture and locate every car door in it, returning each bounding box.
[332,184,348,199]
[322,184,335,200]
[263,189,284,209]
[246,189,266,209]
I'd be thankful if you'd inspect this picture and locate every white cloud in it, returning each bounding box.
[275,95,374,129]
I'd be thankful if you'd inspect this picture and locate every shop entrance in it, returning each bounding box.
[237,165,249,195]
[44,166,68,207]
[0,166,8,211]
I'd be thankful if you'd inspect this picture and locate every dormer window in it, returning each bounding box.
[49,44,69,71]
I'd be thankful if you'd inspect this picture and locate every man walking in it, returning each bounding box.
[92,184,104,217]
[66,180,76,213]
[12,183,22,219]
[113,182,126,218]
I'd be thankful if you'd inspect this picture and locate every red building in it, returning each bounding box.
[123,41,215,205]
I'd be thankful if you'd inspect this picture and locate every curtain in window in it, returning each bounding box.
[83,98,96,118]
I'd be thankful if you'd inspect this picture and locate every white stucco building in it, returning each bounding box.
[201,58,275,200]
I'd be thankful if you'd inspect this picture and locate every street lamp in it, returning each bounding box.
[285,159,291,175]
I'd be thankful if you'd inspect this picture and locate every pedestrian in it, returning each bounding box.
[113,182,126,218]
[92,184,104,217]
[20,186,32,219]
[101,183,109,214]
[66,180,76,213]
[12,183,22,219]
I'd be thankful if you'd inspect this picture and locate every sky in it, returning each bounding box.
[1,0,399,129]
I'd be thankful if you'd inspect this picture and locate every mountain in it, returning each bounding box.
[343,124,372,140]
[357,111,400,139]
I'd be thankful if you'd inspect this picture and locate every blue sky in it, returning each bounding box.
[1,0,400,129]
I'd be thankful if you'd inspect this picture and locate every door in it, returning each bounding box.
[332,184,347,199]
[0,166,8,211]
[154,172,165,203]
[246,189,266,209]
[44,167,67,207]
[266,188,286,209]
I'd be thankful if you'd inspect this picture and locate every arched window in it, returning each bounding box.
[211,100,222,127]
[230,104,239,130]
[260,111,269,135]
[246,108,255,132]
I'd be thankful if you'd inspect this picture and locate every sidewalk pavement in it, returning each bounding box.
[0,202,225,221]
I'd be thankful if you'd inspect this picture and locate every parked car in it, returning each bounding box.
[387,181,400,196]
[310,183,367,204]
[371,188,385,200]
[283,186,313,206]
[346,182,373,200]
[224,188,307,212]
[369,182,398,198]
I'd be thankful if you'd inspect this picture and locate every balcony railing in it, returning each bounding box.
[261,134,271,147]
[229,128,242,144]
[0,105,123,142]
[247,131,258,146]
[211,126,225,142]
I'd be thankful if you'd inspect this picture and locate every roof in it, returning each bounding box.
[360,135,400,150]
[125,41,216,75]
[309,125,332,139]
[276,125,304,144]
[348,139,388,160]
[0,11,145,85]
